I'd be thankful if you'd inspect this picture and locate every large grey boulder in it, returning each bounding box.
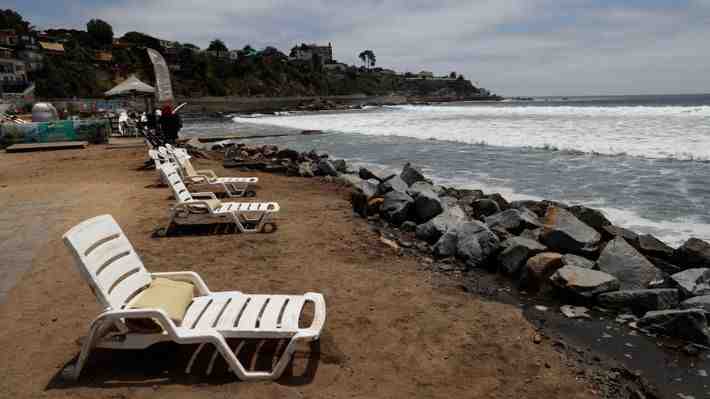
[333,159,348,173]
[484,208,541,235]
[680,295,710,313]
[378,175,409,195]
[408,182,443,223]
[567,205,612,233]
[318,159,339,177]
[433,228,459,258]
[519,252,563,290]
[674,238,710,268]
[597,237,664,290]
[381,191,413,226]
[550,266,620,298]
[498,237,547,275]
[561,254,596,269]
[471,199,501,219]
[638,234,674,260]
[597,289,680,313]
[400,162,426,186]
[669,268,710,297]
[415,205,466,243]
[540,207,601,256]
[637,309,710,345]
[484,193,510,211]
[455,221,500,269]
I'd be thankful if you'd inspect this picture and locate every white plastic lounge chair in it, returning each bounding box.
[160,163,279,233]
[63,214,325,380]
[160,146,258,197]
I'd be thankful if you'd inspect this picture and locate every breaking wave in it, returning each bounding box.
[233,104,710,161]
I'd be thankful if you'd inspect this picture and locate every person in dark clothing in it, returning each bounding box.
[159,104,182,145]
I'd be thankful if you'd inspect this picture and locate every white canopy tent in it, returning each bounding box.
[105,75,155,97]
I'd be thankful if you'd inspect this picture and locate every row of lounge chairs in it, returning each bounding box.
[61,144,326,381]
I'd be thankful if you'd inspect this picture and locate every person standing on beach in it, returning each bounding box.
[159,104,182,145]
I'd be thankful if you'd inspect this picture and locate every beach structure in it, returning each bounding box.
[160,145,259,197]
[63,214,325,380]
[160,163,278,233]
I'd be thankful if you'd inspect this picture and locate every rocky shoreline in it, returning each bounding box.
[183,139,710,397]
[209,140,710,347]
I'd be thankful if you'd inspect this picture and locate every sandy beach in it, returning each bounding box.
[0,143,599,398]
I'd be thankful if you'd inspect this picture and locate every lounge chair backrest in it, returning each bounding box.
[63,215,152,310]
[161,163,193,203]
[174,153,198,177]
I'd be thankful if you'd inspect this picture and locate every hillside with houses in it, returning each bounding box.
[0,9,496,101]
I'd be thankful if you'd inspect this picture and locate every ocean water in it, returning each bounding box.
[183,94,710,247]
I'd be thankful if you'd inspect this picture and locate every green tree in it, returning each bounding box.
[86,19,113,48]
[0,9,31,33]
[449,71,457,79]
[358,50,376,69]
[122,31,161,49]
[207,39,228,52]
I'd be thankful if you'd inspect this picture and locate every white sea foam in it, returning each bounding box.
[233,104,710,160]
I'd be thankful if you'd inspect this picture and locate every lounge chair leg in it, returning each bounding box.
[65,318,103,380]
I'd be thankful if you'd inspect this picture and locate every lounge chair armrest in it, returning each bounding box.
[191,192,218,200]
[152,271,211,295]
[196,169,218,179]
[98,308,179,335]
[300,293,326,339]
[176,200,216,213]
[183,175,210,184]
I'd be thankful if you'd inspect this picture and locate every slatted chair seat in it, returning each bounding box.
[63,215,325,381]
[159,163,279,233]
[160,145,258,198]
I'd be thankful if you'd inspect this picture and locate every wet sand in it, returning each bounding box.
[0,143,596,398]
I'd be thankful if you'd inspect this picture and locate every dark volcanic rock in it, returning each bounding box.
[669,268,710,297]
[638,234,674,260]
[318,159,339,177]
[597,289,680,313]
[400,221,417,232]
[378,175,409,195]
[471,199,501,219]
[561,254,596,269]
[415,205,466,243]
[455,221,500,269]
[680,295,710,312]
[381,191,413,226]
[519,252,563,290]
[674,238,710,269]
[400,162,426,186]
[550,266,620,298]
[597,237,664,290]
[647,256,683,275]
[358,167,383,182]
[408,182,444,223]
[638,309,710,345]
[540,207,601,257]
[602,225,640,247]
[567,205,612,233]
[485,208,541,235]
[276,148,300,161]
[498,237,547,275]
[484,193,510,211]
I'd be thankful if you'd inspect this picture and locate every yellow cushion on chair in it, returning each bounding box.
[128,277,195,324]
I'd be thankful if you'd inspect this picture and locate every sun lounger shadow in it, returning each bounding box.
[152,221,277,238]
[46,339,321,389]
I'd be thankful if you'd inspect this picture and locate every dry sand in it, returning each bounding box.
[0,144,597,398]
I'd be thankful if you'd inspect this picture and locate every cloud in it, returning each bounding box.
[9,0,710,95]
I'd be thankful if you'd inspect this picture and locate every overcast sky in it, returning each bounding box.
[8,0,710,96]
